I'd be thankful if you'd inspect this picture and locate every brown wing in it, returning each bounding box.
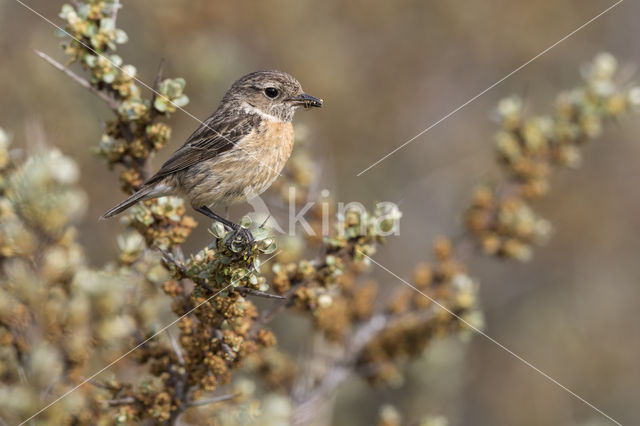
[145,114,258,185]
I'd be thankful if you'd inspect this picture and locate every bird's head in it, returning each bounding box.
[223,70,322,122]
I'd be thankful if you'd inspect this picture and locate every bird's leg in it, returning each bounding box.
[194,206,254,252]
[194,206,238,230]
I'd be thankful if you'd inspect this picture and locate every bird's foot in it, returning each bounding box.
[225,226,254,257]
[195,207,255,257]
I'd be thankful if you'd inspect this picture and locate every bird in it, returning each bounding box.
[101,70,322,243]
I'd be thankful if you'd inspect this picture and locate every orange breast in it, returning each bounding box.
[241,120,295,195]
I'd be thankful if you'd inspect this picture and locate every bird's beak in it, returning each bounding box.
[292,93,323,108]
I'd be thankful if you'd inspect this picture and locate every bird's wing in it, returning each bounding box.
[145,114,258,185]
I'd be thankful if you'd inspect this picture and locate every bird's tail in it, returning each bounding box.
[100,185,157,219]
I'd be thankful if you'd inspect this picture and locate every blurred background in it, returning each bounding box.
[1,0,639,424]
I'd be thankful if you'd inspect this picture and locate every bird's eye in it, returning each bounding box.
[264,87,279,98]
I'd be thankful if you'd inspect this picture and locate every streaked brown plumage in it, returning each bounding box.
[101,70,322,230]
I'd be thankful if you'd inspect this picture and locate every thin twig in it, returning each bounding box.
[102,396,136,406]
[167,330,185,366]
[149,58,165,117]
[159,248,187,275]
[214,329,235,361]
[235,286,285,299]
[175,246,186,263]
[111,0,121,25]
[34,50,120,111]
[291,308,439,424]
[88,379,116,390]
[138,57,166,179]
[187,393,238,407]
[249,291,294,337]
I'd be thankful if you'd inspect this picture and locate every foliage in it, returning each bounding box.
[0,127,170,423]
[0,1,637,425]
[465,53,638,261]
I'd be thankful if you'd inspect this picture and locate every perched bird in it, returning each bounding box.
[101,70,322,241]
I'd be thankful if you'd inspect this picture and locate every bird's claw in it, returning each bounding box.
[225,227,254,257]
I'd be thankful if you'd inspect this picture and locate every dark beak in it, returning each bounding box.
[292,93,323,108]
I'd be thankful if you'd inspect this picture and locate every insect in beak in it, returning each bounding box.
[292,93,323,108]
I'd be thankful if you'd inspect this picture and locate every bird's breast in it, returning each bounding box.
[237,120,294,166]
[183,119,295,208]
[241,120,295,193]
[250,120,295,168]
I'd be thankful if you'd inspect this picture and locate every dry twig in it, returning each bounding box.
[34,50,120,111]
